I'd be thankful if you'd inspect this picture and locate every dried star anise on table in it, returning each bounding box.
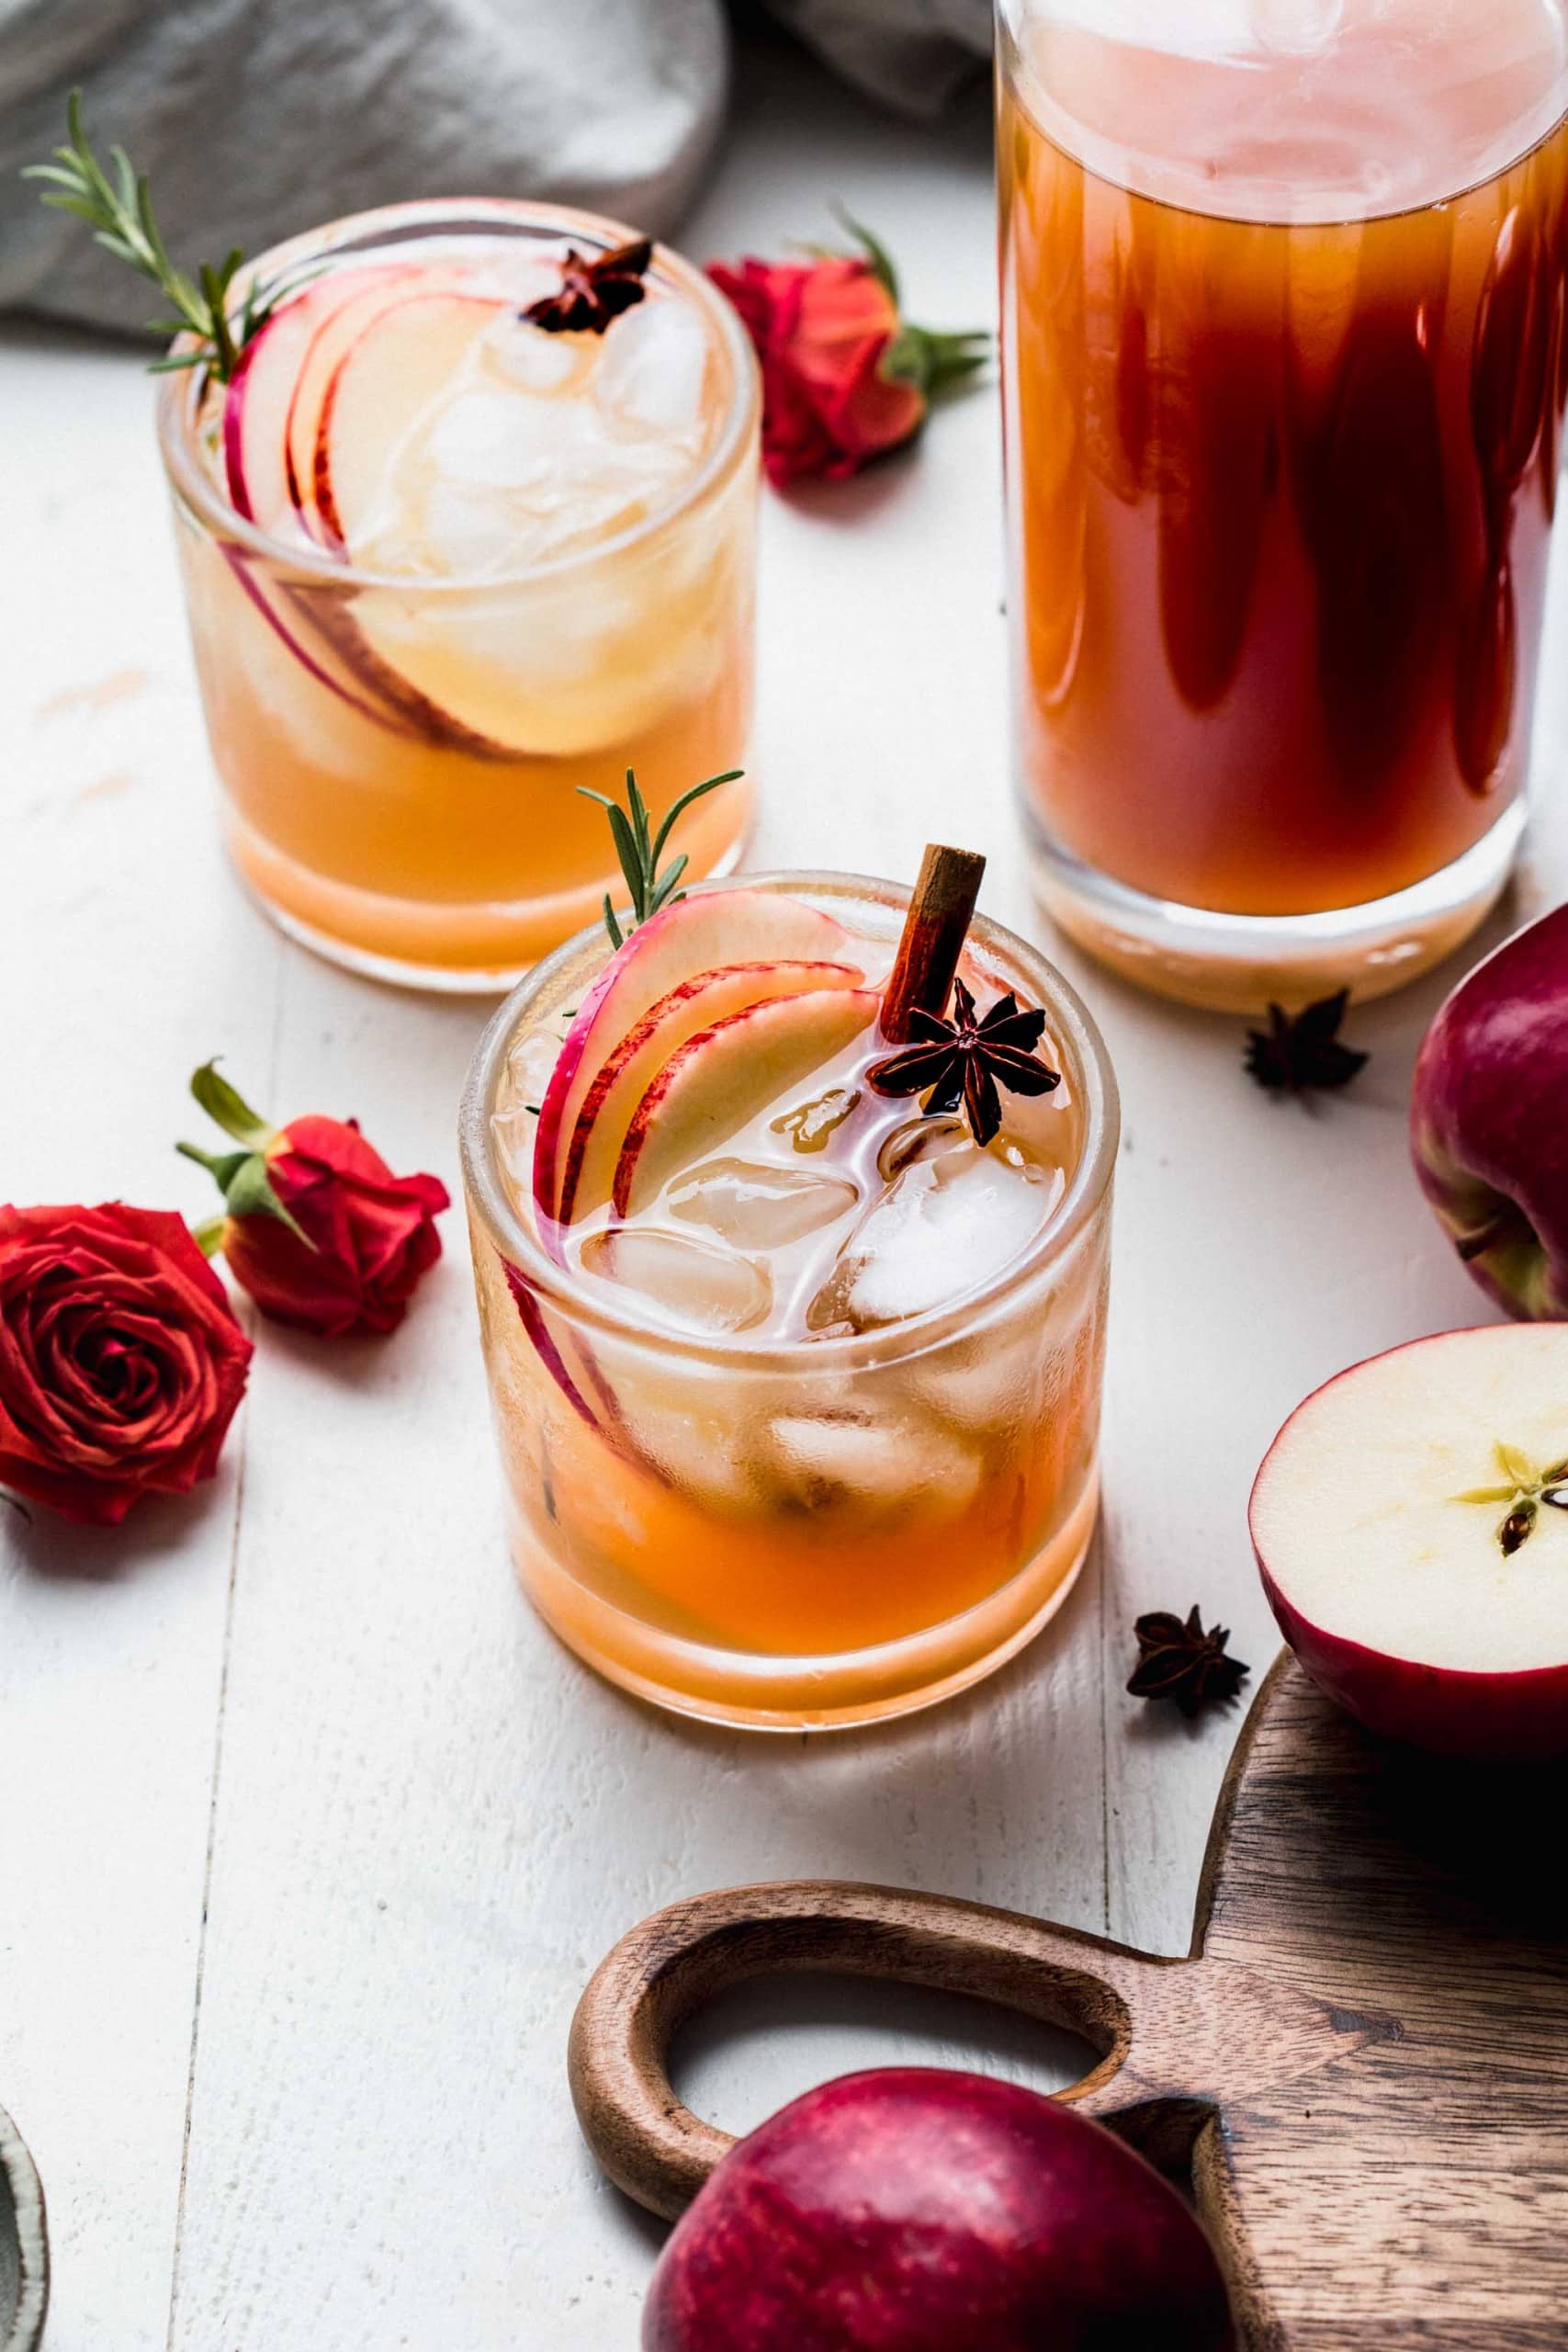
[865,978,1060,1148]
[1127,1607,1249,1719]
[524,238,653,334]
[1244,989,1368,1098]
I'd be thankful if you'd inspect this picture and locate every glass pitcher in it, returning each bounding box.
[998,0,1568,1010]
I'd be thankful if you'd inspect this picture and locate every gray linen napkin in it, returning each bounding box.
[0,0,990,334]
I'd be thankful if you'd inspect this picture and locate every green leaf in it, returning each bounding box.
[648,769,741,873]
[579,766,743,948]
[25,90,254,379]
[224,1151,313,1247]
[175,1141,253,1190]
[189,1059,276,1149]
[830,203,900,303]
[881,322,990,401]
[191,1214,228,1259]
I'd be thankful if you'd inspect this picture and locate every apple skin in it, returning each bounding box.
[644,2069,1235,2352]
[1411,903,1568,1320]
[1250,1334,1568,1760]
[532,892,853,1232]
[1256,1553,1568,1760]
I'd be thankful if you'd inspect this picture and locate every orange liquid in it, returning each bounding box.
[175,526,754,977]
[1000,5,1568,917]
[466,892,1114,1727]
[163,214,757,984]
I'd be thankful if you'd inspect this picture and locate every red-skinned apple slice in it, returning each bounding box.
[311,290,502,549]
[557,961,864,1227]
[282,267,450,545]
[218,265,500,746]
[1251,1324,1568,1758]
[224,289,326,532]
[533,893,859,1228]
[614,989,881,1219]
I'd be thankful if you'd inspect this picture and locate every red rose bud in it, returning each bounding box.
[708,215,987,488]
[0,1204,252,1527]
[178,1063,449,1339]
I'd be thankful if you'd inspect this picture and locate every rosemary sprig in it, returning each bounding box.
[24,90,306,381]
[579,768,743,950]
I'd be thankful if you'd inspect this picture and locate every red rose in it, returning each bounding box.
[709,220,987,488]
[179,1065,449,1339]
[0,1203,252,1527]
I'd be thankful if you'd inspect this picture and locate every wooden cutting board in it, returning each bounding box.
[570,1655,1568,2348]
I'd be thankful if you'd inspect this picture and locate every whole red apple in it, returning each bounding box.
[643,2068,1235,2352]
[1411,903,1568,1317]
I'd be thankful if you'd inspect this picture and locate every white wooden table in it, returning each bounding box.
[3,38,1562,2352]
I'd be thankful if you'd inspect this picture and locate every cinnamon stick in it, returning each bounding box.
[879,843,987,1043]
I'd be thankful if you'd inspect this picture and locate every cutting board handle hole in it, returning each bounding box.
[671,1970,1105,2143]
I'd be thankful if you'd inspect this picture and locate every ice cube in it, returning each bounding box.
[412,478,528,578]
[876,1115,971,1182]
[762,1407,981,1519]
[667,1158,859,1250]
[482,314,589,394]
[593,296,709,441]
[906,1329,1043,1433]
[770,1087,862,1154]
[580,1226,772,1336]
[425,389,557,488]
[492,1033,567,1184]
[807,1145,1056,1334]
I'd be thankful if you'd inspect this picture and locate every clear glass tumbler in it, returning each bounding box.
[158,199,759,990]
[998,0,1568,1011]
[460,873,1118,1730]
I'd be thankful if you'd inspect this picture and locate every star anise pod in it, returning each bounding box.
[524,238,653,334]
[1127,1606,1249,1720]
[865,978,1060,1148]
[1244,989,1369,1097]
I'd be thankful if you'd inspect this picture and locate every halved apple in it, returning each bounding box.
[614,989,881,1219]
[1251,1324,1568,1758]
[533,892,858,1227]
[557,960,864,1227]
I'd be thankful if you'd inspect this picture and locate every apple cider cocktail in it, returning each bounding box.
[461,854,1117,1727]
[157,201,758,988]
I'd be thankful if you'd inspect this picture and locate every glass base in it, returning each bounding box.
[1022,800,1525,1014]
[511,1478,1099,1731]
[223,811,747,996]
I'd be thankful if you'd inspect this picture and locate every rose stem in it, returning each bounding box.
[879,842,987,1043]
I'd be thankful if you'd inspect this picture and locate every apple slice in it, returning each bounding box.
[1251,1323,1568,1758]
[282,266,450,546]
[224,288,327,533]
[533,892,858,1227]
[312,290,504,550]
[614,989,881,1219]
[558,961,864,1227]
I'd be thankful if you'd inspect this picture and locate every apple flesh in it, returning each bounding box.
[311,289,501,551]
[533,891,858,1227]
[219,263,507,751]
[1411,902,1568,1320]
[613,987,879,1218]
[557,960,864,1227]
[1252,1323,1568,1757]
[644,2068,1235,2352]
[221,264,425,539]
